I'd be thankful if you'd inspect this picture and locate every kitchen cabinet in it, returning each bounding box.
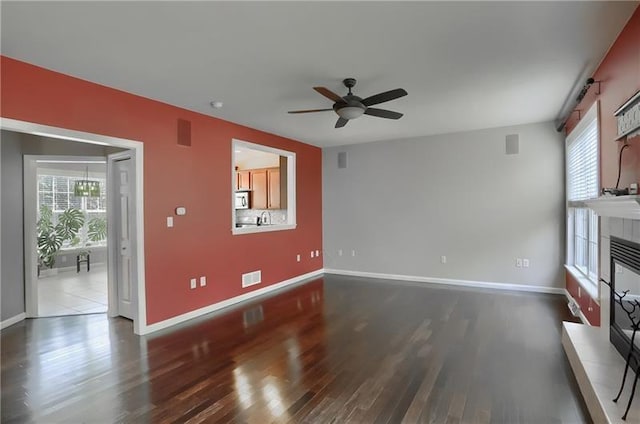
[267,168,280,209]
[251,170,268,209]
[249,166,286,210]
[236,170,251,190]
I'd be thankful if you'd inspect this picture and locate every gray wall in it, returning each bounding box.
[2,131,25,320]
[1,130,123,321]
[322,121,566,289]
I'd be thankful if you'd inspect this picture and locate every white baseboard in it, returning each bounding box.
[1,313,26,330]
[324,268,566,295]
[564,289,591,325]
[140,269,324,335]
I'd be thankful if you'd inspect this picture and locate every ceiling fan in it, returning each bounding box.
[288,78,408,128]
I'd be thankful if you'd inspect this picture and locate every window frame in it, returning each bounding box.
[231,139,297,235]
[565,102,600,296]
[37,167,108,250]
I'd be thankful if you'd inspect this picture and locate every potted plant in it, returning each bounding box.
[37,205,85,276]
[76,216,107,266]
[87,216,107,244]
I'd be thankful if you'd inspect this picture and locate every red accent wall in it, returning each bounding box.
[1,56,323,325]
[564,6,639,323]
[566,271,601,326]
[565,6,640,188]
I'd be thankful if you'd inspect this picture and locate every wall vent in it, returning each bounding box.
[242,270,262,288]
[338,151,347,169]
[177,118,192,146]
[505,134,519,155]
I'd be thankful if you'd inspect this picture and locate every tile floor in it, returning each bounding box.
[37,265,108,316]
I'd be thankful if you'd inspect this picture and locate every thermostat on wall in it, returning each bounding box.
[175,207,186,216]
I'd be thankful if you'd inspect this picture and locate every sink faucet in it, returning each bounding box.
[260,211,271,225]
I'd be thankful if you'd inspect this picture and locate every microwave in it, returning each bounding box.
[235,191,250,209]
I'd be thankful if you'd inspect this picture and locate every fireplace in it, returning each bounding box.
[610,236,640,372]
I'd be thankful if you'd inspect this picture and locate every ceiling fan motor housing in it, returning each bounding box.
[333,94,365,113]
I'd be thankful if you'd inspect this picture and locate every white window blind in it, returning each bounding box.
[567,107,599,202]
[565,102,599,287]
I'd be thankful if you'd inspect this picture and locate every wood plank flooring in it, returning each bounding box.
[1,275,590,423]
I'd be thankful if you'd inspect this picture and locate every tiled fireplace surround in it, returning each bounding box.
[600,217,640,329]
[563,215,640,423]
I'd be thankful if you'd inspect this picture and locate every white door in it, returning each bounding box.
[114,158,134,319]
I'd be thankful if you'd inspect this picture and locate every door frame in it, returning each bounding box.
[107,151,137,320]
[23,155,108,317]
[1,118,147,334]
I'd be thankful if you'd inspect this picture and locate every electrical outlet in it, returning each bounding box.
[315,250,320,257]
[351,250,356,257]
[200,276,206,287]
[167,217,174,228]
[523,259,530,268]
[190,278,197,289]
[296,254,300,262]
[441,255,447,264]
[310,251,314,258]
[338,249,343,256]
[516,258,522,268]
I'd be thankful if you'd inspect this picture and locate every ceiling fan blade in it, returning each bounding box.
[335,117,349,128]
[314,87,344,103]
[361,88,408,107]
[288,108,334,114]
[364,108,403,120]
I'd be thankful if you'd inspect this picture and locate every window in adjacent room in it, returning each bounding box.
[566,102,599,292]
[37,165,108,249]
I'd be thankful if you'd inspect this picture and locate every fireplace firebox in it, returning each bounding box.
[610,236,640,373]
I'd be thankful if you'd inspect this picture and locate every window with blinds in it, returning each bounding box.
[567,118,598,202]
[566,102,599,287]
[37,173,107,248]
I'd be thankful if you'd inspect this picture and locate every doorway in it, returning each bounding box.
[33,158,110,316]
[1,118,147,334]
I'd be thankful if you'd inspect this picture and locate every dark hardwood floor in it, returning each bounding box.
[1,275,590,423]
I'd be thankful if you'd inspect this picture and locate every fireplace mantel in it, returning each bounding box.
[584,195,640,220]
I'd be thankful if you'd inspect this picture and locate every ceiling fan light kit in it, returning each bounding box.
[336,106,365,120]
[289,78,407,128]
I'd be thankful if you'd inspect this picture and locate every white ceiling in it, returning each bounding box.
[1,1,637,147]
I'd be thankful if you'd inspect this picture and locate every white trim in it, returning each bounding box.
[141,269,324,335]
[1,118,146,335]
[232,223,297,235]
[1,313,26,330]
[23,156,38,317]
[324,268,566,295]
[564,289,592,325]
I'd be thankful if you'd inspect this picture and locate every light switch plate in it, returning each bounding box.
[167,217,174,228]
[200,276,206,287]
[190,278,197,289]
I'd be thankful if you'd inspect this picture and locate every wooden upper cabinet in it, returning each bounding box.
[237,170,251,190]
[267,168,280,209]
[245,160,287,210]
[250,169,268,209]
